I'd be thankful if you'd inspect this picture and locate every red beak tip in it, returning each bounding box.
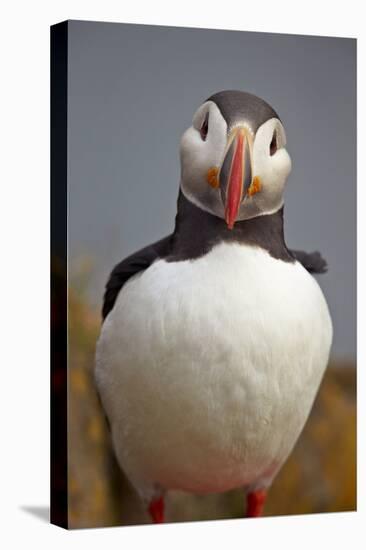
[226,217,235,230]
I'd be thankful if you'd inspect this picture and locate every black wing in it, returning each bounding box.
[290,249,328,274]
[102,235,173,321]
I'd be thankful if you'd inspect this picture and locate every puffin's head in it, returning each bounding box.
[179,90,292,228]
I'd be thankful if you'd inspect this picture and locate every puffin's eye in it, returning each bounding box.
[200,112,209,141]
[270,131,277,156]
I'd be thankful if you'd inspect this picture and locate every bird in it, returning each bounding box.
[95,90,332,523]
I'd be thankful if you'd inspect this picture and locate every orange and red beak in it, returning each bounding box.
[219,127,253,229]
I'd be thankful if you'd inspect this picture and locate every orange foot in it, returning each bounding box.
[246,489,267,518]
[148,496,165,524]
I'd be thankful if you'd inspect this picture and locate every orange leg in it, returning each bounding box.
[148,495,165,524]
[246,489,267,517]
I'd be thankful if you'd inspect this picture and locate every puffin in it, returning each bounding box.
[95,90,332,523]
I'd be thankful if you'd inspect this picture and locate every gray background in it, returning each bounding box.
[68,20,356,361]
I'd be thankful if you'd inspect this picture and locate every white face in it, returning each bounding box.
[179,100,292,226]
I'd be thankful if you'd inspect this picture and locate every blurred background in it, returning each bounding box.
[66,21,356,527]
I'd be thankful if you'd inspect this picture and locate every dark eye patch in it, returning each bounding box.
[270,131,277,156]
[200,112,209,141]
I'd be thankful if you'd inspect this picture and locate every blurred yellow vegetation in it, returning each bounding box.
[68,287,356,528]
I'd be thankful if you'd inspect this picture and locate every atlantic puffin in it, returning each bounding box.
[95,90,332,523]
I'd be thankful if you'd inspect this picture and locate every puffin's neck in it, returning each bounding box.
[169,191,294,263]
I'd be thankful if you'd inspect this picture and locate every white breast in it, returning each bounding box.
[95,242,332,501]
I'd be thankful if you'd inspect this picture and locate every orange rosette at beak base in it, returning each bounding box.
[206,166,220,188]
